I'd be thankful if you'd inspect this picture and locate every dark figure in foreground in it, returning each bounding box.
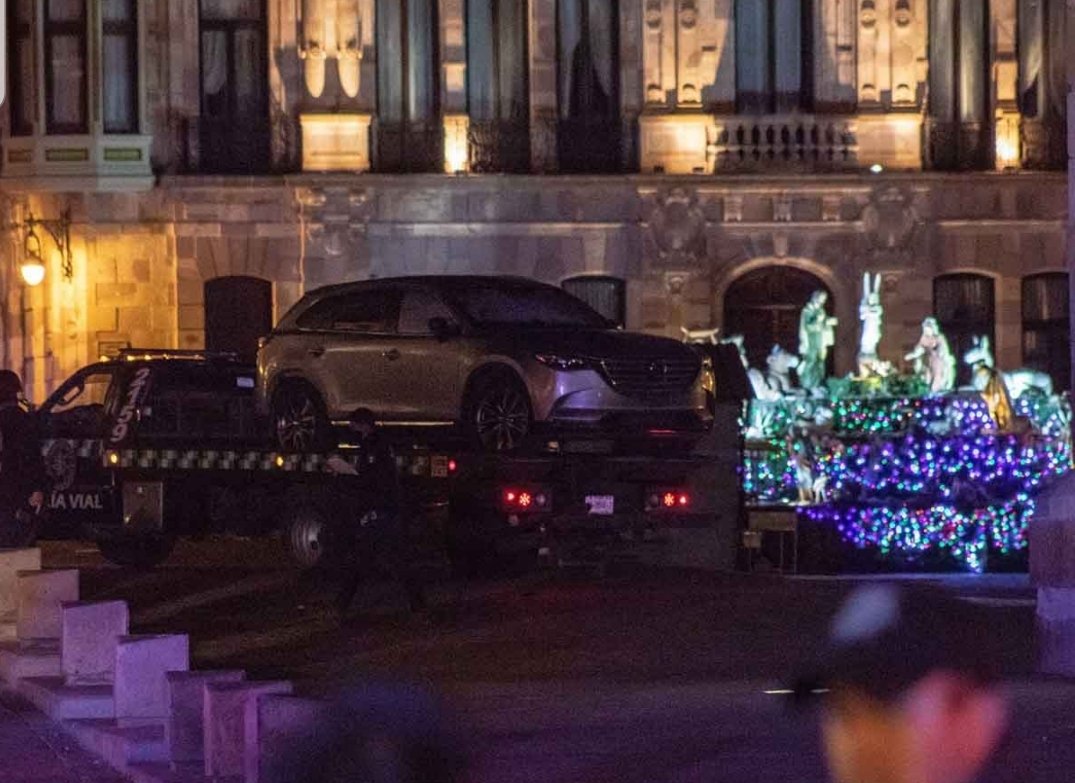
[331,409,427,620]
[0,371,46,547]
[795,583,1009,783]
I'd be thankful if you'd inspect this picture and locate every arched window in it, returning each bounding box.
[204,276,273,362]
[375,0,442,172]
[562,275,625,326]
[735,0,814,114]
[928,0,991,169]
[933,273,995,385]
[467,0,529,173]
[1022,272,1069,391]
[199,0,269,173]
[723,266,832,372]
[556,0,621,172]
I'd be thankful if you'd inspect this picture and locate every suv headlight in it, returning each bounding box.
[535,354,590,371]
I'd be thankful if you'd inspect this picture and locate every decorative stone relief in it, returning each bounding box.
[822,195,842,222]
[862,187,919,251]
[723,195,743,223]
[860,0,876,28]
[773,195,792,222]
[894,0,912,27]
[646,188,708,266]
[299,0,330,98]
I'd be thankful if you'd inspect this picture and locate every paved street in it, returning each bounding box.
[26,538,1075,782]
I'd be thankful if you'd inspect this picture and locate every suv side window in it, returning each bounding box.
[397,289,456,335]
[296,290,400,333]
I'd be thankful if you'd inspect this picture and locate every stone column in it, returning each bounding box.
[529,0,558,172]
[1068,0,1075,396]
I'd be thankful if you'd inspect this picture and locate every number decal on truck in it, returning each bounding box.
[110,367,151,445]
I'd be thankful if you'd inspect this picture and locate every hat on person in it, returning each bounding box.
[792,582,1004,704]
[0,370,23,402]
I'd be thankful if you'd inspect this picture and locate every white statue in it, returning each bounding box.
[858,272,884,375]
[798,291,837,390]
[904,317,956,394]
[963,335,1054,400]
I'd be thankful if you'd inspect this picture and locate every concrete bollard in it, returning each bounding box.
[165,670,246,766]
[251,695,333,783]
[61,601,129,686]
[114,635,190,721]
[203,681,293,780]
[1030,472,1075,676]
[16,569,78,641]
[0,548,41,616]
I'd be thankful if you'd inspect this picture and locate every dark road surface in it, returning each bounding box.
[34,538,1075,783]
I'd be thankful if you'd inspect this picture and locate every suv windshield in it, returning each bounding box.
[445,282,610,329]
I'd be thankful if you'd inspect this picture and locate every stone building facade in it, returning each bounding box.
[0,0,1069,400]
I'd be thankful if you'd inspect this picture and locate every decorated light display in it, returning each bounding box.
[691,276,1073,573]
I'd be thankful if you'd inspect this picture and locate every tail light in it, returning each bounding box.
[501,487,551,513]
[646,489,691,512]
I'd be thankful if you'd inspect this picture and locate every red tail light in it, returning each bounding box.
[501,487,551,513]
[647,489,691,512]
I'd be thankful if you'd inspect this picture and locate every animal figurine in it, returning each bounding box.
[858,272,885,376]
[963,335,1054,400]
[765,345,801,396]
[681,326,721,345]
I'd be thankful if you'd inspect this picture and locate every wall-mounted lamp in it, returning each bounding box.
[14,209,73,286]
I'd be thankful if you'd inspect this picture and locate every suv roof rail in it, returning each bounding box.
[109,347,242,362]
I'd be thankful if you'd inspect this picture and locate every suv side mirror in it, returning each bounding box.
[428,317,459,341]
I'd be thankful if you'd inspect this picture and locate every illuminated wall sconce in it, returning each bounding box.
[12,209,73,287]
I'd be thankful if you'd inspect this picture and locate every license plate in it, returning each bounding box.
[585,495,615,515]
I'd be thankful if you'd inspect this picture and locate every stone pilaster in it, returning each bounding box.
[529,0,558,172]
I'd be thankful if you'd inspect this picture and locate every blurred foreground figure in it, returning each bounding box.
[264,682,466,783]
[796,584,1009,783]
[0,370,46,546]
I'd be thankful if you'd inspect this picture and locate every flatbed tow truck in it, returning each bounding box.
[34,349,743,572]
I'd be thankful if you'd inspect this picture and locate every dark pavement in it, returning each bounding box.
[19,538,1075,782]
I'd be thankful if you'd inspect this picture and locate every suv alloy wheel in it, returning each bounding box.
[273,382,331,452]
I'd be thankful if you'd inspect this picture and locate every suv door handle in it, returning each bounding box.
[308,346,325,358]
[383,349,401,361]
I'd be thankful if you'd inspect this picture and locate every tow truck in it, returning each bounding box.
[35,347,746,572]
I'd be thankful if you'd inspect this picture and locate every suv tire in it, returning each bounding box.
[272,381,332,452]
[464,371,533,453]
[97,534,176,569]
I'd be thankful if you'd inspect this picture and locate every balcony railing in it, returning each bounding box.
[707,115,858,172]
[468,119,530,174]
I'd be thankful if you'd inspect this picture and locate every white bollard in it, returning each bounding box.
[16,569,78,641]
[251,695,333,783]
[203,681,293,780]
[0,549,41,616]
[165,670,246,766]
[61,601,129,686]
[114,634,190,721]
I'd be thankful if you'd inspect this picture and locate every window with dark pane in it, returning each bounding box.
[8,0,36,136]
[467,0,530,172]
[375,0,442,172]
[45,0,88,134]
[933,274,995,386]
[562,276,626,326]
[734,0,814,114]
[556,0,621,172]
[103,0,139,133]
[1022,272,1070,391]
[198,0,269,172]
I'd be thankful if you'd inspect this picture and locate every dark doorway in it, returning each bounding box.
[204,276,273,362]
[723,266,833,372]
[934,273,995,386]
[198,0,269,173]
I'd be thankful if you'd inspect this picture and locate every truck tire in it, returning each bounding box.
[97,535,176,569]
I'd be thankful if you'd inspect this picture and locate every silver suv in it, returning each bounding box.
[257,276,711,451]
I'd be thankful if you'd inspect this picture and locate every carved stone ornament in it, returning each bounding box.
[647,188,708,265]
[894,0,912,27]
[679,1,697,29]
[295,187,327,209]
[860,0,877,28]
[862,187,918,251]
[644,0,661,29]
